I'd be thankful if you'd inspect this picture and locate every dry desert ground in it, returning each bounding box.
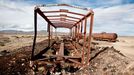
[93,36,134,60]
[0,34,134,59]
[0,34,47,51]
[0,34,134,74]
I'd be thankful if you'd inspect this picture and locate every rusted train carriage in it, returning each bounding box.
[92,32,118,42]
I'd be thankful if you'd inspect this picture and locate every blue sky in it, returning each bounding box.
[0,0,134,36]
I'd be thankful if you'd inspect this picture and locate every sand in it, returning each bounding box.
[0,34,47,51]
[94,36,134,60]
[1,34,134,60]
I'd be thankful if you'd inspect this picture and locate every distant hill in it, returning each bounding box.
[0,30,69,35]
[0,30,47,35]
[0,30,24,34]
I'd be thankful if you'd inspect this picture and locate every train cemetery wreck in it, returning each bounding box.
[0,4,134,75]
[31,4,94,74]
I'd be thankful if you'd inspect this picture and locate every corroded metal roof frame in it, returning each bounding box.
[32,4,94,66]
[34,4,94,29]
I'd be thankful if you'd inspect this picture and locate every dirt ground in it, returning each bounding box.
[0,34,134,75]
[0,34,47,51]
[93,36,134,60]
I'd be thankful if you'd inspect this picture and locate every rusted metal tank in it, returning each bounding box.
[92,32,118,42]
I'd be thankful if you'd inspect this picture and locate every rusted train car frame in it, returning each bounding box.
[31,4,94,66]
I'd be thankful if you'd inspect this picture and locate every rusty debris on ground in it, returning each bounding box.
[0,39,134,75]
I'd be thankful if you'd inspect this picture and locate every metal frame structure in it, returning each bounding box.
[31,4,94,66]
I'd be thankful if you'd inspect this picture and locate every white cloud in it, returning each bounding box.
[56,0,123,7]
[0,0,134,36]
[0,0,35,31]
[93,4,134,36]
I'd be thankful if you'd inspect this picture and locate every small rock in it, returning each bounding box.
[0,50,10,56]
[38,67,45,71]
[21,63,25,66]
[79,39,84,45]
[55,72,61,75]
[21,58,25,62]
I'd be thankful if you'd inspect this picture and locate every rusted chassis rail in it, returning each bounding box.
[31,5,94,67]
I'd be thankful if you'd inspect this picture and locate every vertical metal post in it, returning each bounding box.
[87,14,94,65]
[82,18,87,65]
[31,8,37,60]
[70,29,71,37]
[73,27,75,38]
[50,25,53,39]
[78,23,80,41]
[80,21,83,39]
[75,26,77,39]
[72,27,74,37]
[48,23,50,46]
[55,28,57,38]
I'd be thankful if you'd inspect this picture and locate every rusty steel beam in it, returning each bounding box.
[50,25,53,39]
[87,14,94,65]
[52,22,73,28]
[82,18,87,65]
[49,18,78,22]
[59,43,64,56]
[51,21,75,25]
[49,19,77,23]
[81,21,83,33]
[53,25,73,28]
[70,29,72,36]
[31,9,37,60]
[71,27,74,37]
[71,11,93,28]
[57,43,64,60]
[75,26,77,38]
[78,23,80,40]
[68,59,82,66]
[46,14,81,20]
[73,27,75,37]
[66,18,78,22]
[55,28,57,38]
[53,24,74,27]
[43,9,85,16]
[52,22,73,25]
[48,24,51,46]
[35,8,56,28]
